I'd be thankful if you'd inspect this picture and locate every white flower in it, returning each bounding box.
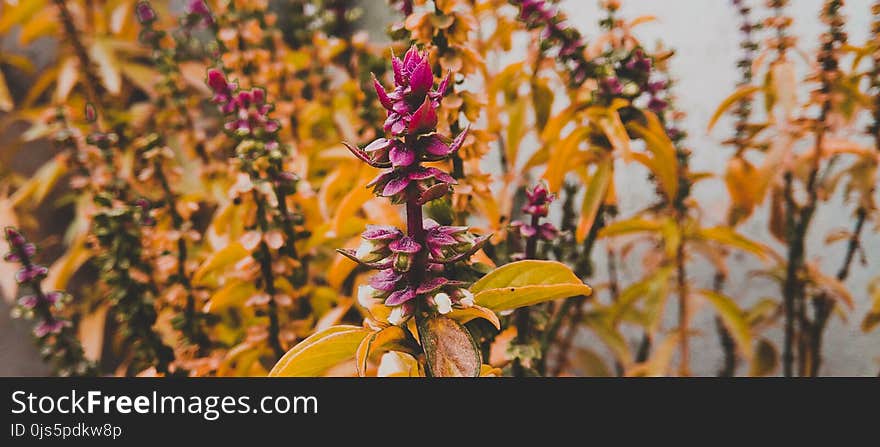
[434,292,452,314]
[458,288,475,308]
[355,240,375,259]
[357,285,378,308]
[388,306,407,325]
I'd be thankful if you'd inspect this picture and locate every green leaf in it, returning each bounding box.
[470,260,592,312]
[696,289,753,360]
[417,315,481,377]
[269,325,371,377]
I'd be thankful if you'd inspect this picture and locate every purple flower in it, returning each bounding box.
[34,319,68,338]
[367,166,455,202]
[186,0,214,25]
[16,265,48,284]
[135,1,157,24]
[602,77,623,95]
[522,182,555,217]
[373,47,448,137]
[625,50,652,73]
[648,96,668,113]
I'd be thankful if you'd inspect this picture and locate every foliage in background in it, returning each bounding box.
[0,0,877,376]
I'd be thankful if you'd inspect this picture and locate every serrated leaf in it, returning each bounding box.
[269,325,371,377]
[470,260,592,312]
[417,315,481,377]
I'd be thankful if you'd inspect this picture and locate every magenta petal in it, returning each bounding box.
[427,231,456,246]
[382,176,410,197]
[448,125,470,153]
[390,119,407,136]
[364,138,392,153]
[408,60,433,99]
[367,170,395,188]
[416,277,448,294]
[408,98,438,134]
[422,135,452,157]
[362,225,402,240]
[372,75,393,110]
[18,295,38,309]
[389,144,416,167]
[520,224,537,238]
[392,56,406,86]
[370,269,403,291]
[389,236,422,254]
[385,288,416,306]
[207,69,227,93]
[423,167,455,184]
[435,72,451,97]
[45,291,63,304]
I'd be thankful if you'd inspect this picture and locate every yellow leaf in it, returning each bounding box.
[542,127,589,192]
[696,289,753,361]
[770,60,797,120]
[44,235,91,291]
[470,260,592,312]
[0,0,45,34]
[588,102,632,160]
[447,304,501,330]
[861,277,880,333]
[695,226,772,261]
[598,216,663,238]
[192,242,249,286]
[505,98,528,169]
[749,338,778,377]
[707,85,762,131]
[55,57,79,103]
[355,325,409,376]
[17,16,57,45]
[269,325,370,377]
[90,39,122,95]
[78,304,109,362]
[11,155,68,207]
[417,315,481,377]
[120,63,159,96]
[582,312,633,367]
[575,156,612,242]
[628,117,678,200]
[627,332,680,376]
[0,70,12,111]
[204,280,258,313]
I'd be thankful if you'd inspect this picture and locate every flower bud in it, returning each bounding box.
[432,292,453,314]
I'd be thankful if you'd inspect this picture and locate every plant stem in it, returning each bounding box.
[676,222,690,376]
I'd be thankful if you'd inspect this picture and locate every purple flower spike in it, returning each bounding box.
[34,319,67,338]
[135,1,157,24]
[385,287,417,306]
[18,295,39,309]
[16,265,48,283]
